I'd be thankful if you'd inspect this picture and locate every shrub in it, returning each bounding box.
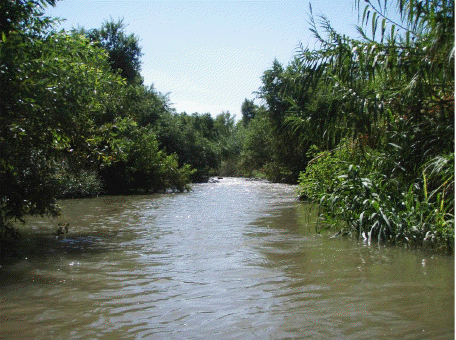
[299,141,454,253]
[54,167,103,199]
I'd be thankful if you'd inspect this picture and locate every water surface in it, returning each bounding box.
[0,178,453,339]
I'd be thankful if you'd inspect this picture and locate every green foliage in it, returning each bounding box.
[132,85,170,128]
[238,110,274,175]
[258,59,290,125]
[298,140,378,200]
[0,0,58,41]
[0,5,195,238]
[81,19,143,83]
[153,112,224,182]
[298,149,346,201]
[100,127,195,194]
[289,0,453,252]
[55,168,103,198]
[319,164,397,241]
[126,128,195,193]
[252,60,316,183]
[299,143,454,252]
[0,10,132,231]
[214,112,242,176]
[241,99,257,126]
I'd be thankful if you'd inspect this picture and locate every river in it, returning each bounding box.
[0,178,453,339]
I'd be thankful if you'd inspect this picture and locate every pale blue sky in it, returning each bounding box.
[45,0,363,119]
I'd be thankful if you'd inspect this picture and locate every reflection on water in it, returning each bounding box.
[0,178,453,339]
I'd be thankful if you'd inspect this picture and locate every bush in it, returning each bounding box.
[55,168,103,198]
[299,140,454,253]
[263,162,293,183]
[298,142,365,200]
[100,128,195,194]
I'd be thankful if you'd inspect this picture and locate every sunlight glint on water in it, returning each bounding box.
[0,178,453,339]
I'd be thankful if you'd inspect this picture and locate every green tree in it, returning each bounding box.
[241,99,257,125]
[214,111,235,139]
[250,60,312,182]
[257,59,290,126]
[100,127,195,194]
[214,112,242,176]
[239,108,274,176]
[295,0,454,250]
[0,0,57,41]
[133,85,171,128]
[153,112,220,182]
[291,0,453,145]
[83,19,143,83]
[0,7,132,236]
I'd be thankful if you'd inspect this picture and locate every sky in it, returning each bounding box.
[45,0,364,120]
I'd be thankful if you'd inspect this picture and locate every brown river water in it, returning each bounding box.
[0,178,453,339]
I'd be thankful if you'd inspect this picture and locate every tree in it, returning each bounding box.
[133,85,171,128]
[0,7,132,236]
[153,112,221,182]
[257,59,290,126]
[290,0,454,144]
[294,0,454,249]
[241,99,256,125]
[83,19,143,83]
[100,127,195,194]
[0,0,57,41]
[247,60,314,182]
[214,111,235,138]
[239,109,274,174]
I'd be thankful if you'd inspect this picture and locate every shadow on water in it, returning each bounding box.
[0,236,110,287]
[0,193,175,287]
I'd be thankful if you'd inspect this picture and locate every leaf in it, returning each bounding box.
[388,143,402,150]
[381,18,386,42]
[379,208,392,232]
[359,211,365,227]
[372,12,378,40]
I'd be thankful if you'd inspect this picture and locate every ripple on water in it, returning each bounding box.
[0,178,453,339]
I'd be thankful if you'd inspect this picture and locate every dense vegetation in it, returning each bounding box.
[238,0,453,252]
[1,1,453,253]
[0,1,219,237]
